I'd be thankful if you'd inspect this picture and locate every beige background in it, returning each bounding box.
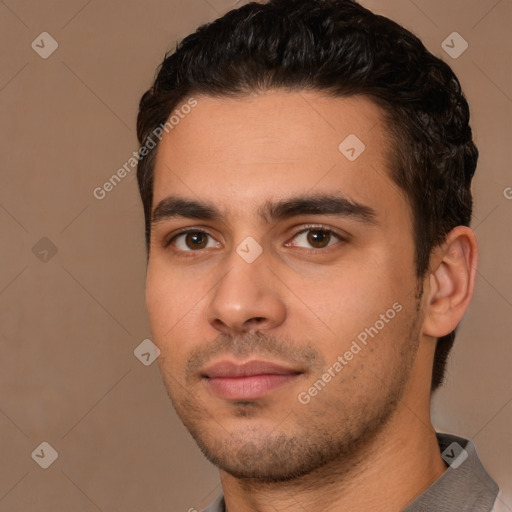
[0,0,510,510]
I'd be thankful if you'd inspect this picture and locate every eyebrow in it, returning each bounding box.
[151,193,379,227]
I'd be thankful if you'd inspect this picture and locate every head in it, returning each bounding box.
[136,0,478,481]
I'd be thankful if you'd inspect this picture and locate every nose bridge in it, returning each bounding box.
[206,244,286,333]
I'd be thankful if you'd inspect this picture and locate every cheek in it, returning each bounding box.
[145,264,212,369]
[305,259,401,331]
[146,272,174,333]
[298,257,414,375]
[146,262,201,329]
[146,268,192,360]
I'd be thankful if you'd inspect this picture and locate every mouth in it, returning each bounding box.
[201,359,304,400]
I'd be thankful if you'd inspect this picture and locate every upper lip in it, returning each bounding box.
[202,359,303,378]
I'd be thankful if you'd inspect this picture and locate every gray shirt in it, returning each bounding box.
[202,433,500,512]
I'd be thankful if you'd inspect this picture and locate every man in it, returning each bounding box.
[135,1,503,510]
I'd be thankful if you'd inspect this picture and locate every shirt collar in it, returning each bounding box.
[403,433,498,512]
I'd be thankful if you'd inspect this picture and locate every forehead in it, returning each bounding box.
[152,90,409,225]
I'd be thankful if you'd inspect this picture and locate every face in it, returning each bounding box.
[146,90,426,481]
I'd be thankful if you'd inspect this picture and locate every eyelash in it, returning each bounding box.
[164,225,347,254]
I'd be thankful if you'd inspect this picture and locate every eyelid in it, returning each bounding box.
[164,227,216,248]
[164,223,349,251]
[284,224,348,248]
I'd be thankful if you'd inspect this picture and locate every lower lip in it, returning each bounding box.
[205,374,300,400]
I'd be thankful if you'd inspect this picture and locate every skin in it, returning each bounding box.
[145,90,478,512]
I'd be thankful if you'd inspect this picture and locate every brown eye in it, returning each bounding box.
[307,229,332,248]
[185,232,208,250]
[170,230,219,251]
[288,227,342,250]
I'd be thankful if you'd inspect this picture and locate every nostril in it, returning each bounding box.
[244,317,268,330]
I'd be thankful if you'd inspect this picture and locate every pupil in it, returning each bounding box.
[308,230,330,248]
[186,233,207,249]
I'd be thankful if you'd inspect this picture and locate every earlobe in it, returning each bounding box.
[422,226,478,338]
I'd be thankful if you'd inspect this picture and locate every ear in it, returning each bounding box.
[422,226,478,338]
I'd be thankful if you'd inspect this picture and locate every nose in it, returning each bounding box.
[206,250,287,335]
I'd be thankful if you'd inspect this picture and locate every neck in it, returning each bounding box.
[220,401,447,512]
